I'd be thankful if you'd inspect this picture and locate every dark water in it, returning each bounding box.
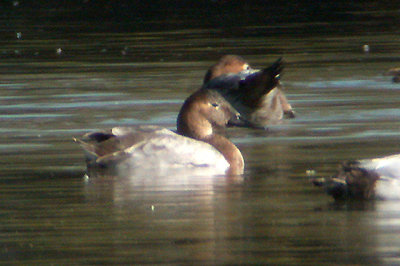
[2,2,400,265]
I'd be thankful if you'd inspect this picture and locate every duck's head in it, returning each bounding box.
[203,55,253,84]
[177,89,244,139]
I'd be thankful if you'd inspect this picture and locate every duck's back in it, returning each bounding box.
[359,154,400,200]
[360,154,400,179]
[78,126,230,176]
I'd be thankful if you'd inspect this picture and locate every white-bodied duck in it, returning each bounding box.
[75,89,246,176]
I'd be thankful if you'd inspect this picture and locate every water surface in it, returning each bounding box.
[1,2,400,265]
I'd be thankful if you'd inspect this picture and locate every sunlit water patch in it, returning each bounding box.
[292,78,400,90]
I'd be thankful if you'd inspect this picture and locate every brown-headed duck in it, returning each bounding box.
[203,55,295,127]
[75,89,245,176]
[313,154,400,200]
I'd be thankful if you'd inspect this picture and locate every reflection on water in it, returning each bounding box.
[2,2,400,264]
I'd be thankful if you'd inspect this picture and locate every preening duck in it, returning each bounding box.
[203,55,295,127]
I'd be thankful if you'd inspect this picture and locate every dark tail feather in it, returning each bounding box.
[239,57,284,107]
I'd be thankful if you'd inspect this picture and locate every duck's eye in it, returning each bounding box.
[211,103,219,109]
[244,64,251,70]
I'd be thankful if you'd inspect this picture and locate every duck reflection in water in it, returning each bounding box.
[203,55,295,127]
[314,154,400,200]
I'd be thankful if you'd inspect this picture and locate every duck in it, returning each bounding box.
[313,154,400,200]
[75,89,246,176]
[385,68,400,83]
[202,55,295,127]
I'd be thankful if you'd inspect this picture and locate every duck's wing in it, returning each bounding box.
[75,126,166,165]
[105,132,229,171]
[237,57,283,107]
[201,72,254,118]
[202,73,244,93]
[203,58,284,107]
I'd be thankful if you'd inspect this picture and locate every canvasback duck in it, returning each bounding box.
[75,89,245,176]
[203,55,295,127]
[313,154,400,200]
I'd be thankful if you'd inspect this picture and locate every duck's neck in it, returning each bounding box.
[176,95,243,174]
[178,119,243,174]
[204,134,244,175]
[177,111,211,139]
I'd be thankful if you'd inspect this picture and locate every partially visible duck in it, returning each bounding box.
[385,68,400,83]
[203,55,252,83]
[313,154,400,200]
[203,55,295,127]
[75,89,246,176]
